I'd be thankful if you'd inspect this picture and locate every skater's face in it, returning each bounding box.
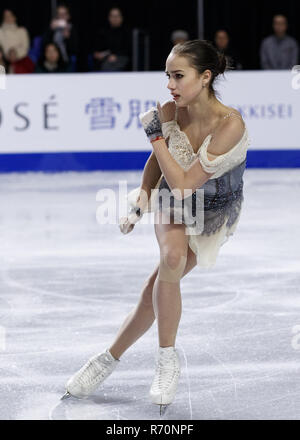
[165,53,211,106]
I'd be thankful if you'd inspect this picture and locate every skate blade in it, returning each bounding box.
[60,391,71,400]
[159,404,169,416]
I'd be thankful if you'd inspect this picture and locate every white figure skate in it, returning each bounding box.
[61,349,120,400]
[149,346,181,415]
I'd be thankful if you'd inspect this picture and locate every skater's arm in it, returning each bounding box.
[122,151,162,225]
[140,151,162,199]
[152,115,245,200]
[139,100,175,199]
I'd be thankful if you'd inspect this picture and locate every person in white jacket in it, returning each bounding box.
[0,9,30,62]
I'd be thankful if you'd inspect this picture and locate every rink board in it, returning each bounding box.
[0,70,299,171]
[0,150,300,172]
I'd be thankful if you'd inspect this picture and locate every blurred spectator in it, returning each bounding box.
[35,42,72,73]
[42,3,77,63]
[0,45,8,71]
[93,7,131,71]
[171,29,189,46]
[7,48,34,73]
[0,9,30,60]
[260,14,299,69]
[214,29,242,69]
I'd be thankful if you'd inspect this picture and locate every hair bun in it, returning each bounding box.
[217,52,227,74]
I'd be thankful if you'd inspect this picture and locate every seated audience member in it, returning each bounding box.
[7,48,34,73]
[35,42,71,73]
[93,7,132,72]
[260,14,299,69]
[42,3,77,64]
[0,9,30,61]
[214,29,242,69]
[171,29,189,46]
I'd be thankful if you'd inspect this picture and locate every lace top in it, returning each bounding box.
[161,106,250,179]
[126,105,250,269]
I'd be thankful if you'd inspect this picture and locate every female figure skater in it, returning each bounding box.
[62,40,250,413]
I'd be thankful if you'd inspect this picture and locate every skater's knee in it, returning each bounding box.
[158,250,187,283]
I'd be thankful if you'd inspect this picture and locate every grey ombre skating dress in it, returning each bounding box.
[127,106,250,269]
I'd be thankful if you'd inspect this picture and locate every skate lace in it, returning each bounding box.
[77,353,114,387]
[153,354,180,391]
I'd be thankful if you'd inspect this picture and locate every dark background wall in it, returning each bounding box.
[0,0,299,71]
[204,0,300,69]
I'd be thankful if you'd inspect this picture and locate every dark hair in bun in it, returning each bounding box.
[171,39,227,97]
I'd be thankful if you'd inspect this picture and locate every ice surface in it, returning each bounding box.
[0,169,300,420]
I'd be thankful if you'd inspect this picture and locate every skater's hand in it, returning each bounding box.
[119,206,142,234]
[118,196,143,234]
[139,103,163,143]
[157,99,177,123]
[119,216,135,234]
[119,189,150,234]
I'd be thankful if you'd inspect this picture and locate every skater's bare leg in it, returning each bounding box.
[153,211,189,348]
[108,244,197,360]
[108,275,158,360]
